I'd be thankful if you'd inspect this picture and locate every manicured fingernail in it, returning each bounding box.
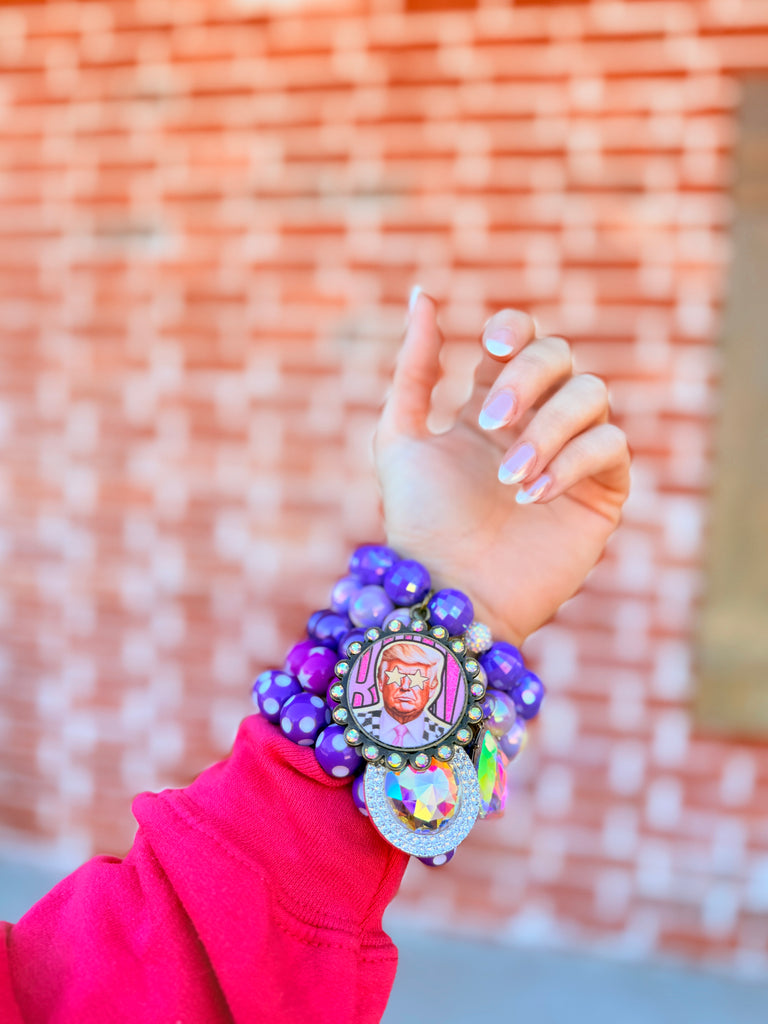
[516,474,551,504]
[485,328,514,358]
[479,389,515,431]
[498,443,536,484]
[408,284,423,315]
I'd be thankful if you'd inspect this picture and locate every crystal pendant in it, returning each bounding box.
[384,760,461,834]
[474,727,508,819]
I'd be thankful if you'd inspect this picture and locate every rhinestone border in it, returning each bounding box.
[363,747,481,856]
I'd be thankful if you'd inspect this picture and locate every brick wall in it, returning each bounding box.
[1,0,767,967]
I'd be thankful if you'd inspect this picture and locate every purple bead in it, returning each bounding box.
[427,588,474,635]
[383,559,431,606]
[307,609,331,635]
[348,584,394,628]
[382,606,413,630]
[418,849,455,867]
[330,576,362,615]
[297,645,339,696]
[479,642,525,692]
[310,612,349,649]
[279,692,330,745]
[498,715,527,760]
[352,774,368,816]
[511,670,545,719]
[483,689,519,738]
[315,725,364,779]
[284,639,318,676]
[349,544,399,585]
[251,669,302,722]
[339,629,367,657]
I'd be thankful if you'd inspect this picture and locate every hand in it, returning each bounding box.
[374,291,631,647]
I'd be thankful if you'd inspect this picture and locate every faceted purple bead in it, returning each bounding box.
[418,849,455,867]
[330,576,362,615]
[349,544,399,585]
[348,585,394,628]
[427,588,474,635]
[315,725,364,779]
[297,645,339,696]
[483,688,519,738]
[251,669,302,723]
[284,639,318,676]
[498,715,527,760]
[339,629,367,657]
[310,611,349,649]
[352,774,368,816]
[279,692,330,745]
[479,642,525,692]
[511,670,545,719]
[383,559,431,606]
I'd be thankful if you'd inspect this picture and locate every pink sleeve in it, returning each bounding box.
[0,715,409,1024]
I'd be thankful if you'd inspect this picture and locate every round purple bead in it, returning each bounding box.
[382,606,413,630]
[297,645,339,696]
[310,611,349,649]
[483,688,519,738]
[339,629,367,657]
[511,670,545,719]
[498,715,527,760]
[427,588,474,635]
[418,849,456,867]
[479,642,525,692]
[352,774,368,816]
[251,669,302,722]
[307,609,331,635]
[279,692,330,745]
[348,585,394,629]
[349,544,399,585]
[330,576,362,615]
[383,559,431,606]
[284,639,318,676]
[315,725,364,779]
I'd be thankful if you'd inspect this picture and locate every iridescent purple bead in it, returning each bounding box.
[297,645,339,696]
[339,629,367,657]
[310,611,349,649]
[418,849,455,867]
[251,669,302,722]
[315,725,364,779]
[383,559,431,606]
[427,588,474,635]
[307,609,331,635]
[479,641,525,692]
[349,544,399,585]
[352,774,368,816]
[284,639,318,676]
[511,670,545,719]
[279,693,330,745]
[498,715,527,760]
[348,585,394,628]
[482,688,519,738]
[382,606,413,630]
[330,576,362,615]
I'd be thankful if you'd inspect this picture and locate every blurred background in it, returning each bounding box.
[1,0,768,1018]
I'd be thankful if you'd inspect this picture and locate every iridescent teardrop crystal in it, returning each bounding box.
[475,728,508,819]
[384,760,461,833]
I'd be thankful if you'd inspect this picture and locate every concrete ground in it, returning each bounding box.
[1,855,766,1022]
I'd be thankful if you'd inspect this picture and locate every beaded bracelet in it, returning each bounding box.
[251,544,544,866]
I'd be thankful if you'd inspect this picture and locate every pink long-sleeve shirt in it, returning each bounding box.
[0,715,408,1023]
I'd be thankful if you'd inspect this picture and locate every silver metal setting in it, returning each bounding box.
[363,747,481,857]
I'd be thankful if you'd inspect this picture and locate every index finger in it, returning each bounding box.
[474,308,538,391]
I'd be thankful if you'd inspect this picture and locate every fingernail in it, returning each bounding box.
[479,390,515,431]
[485,328,514,358]
[498,443,536,484]
[408,284,423,315]
[516,474,551,504]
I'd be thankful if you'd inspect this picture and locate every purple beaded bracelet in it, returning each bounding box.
[251,544,544,866]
